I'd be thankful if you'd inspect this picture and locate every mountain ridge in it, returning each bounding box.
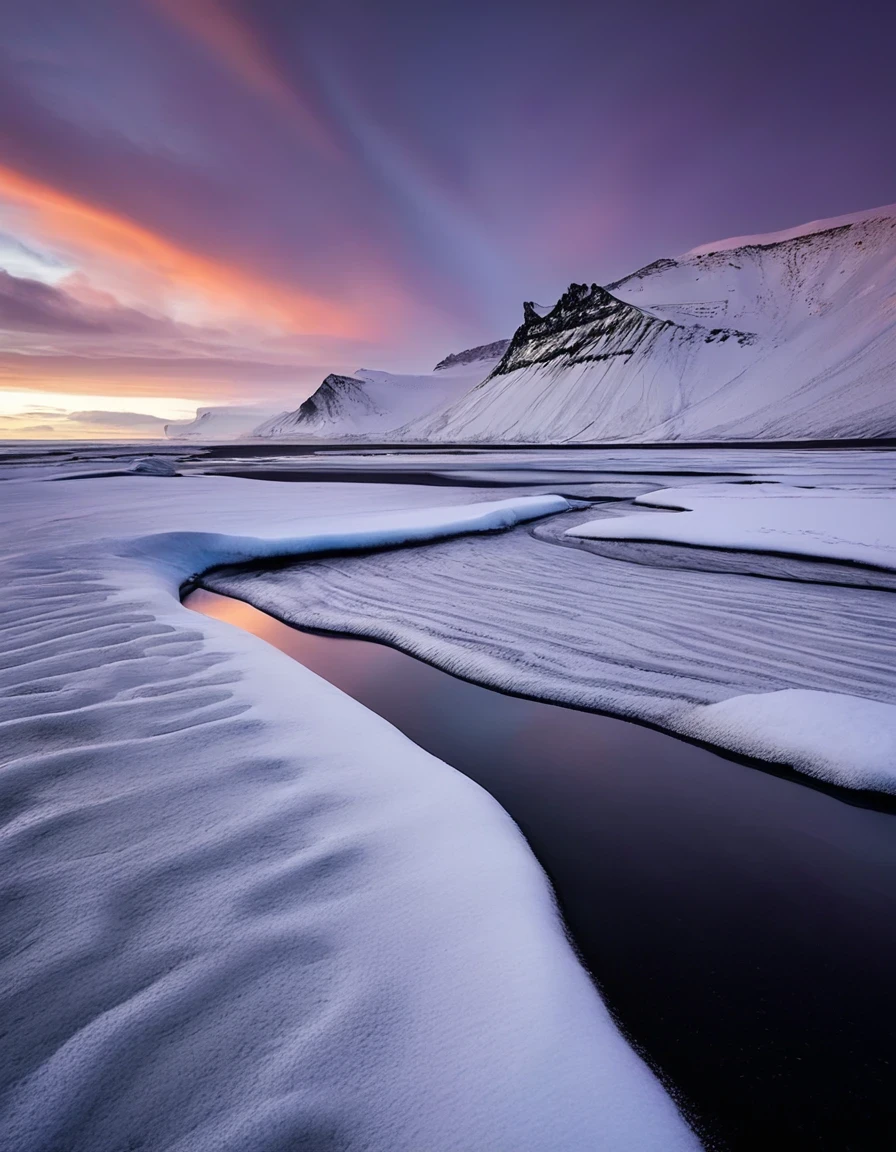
[406,203,896,443]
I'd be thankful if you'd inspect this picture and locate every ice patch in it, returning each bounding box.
[204,460,896,797]
[131,455,179,476]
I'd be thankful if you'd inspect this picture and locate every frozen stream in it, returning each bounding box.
[188,586,896,1152]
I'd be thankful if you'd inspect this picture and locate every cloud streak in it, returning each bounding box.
[0,268,180,336]
[0,163,361,336]
[154,0,337,155]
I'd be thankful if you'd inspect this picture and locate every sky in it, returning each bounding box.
[0,0,894,439]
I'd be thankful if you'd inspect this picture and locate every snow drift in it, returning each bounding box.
[408,204,896,443]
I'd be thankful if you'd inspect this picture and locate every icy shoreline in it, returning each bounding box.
[0,477,698,1152]
[206,470,896,796]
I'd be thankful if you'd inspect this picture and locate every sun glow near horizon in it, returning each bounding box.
[0,388,214,439]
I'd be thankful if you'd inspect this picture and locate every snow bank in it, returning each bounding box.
[567,483,896,570]
[0,475,698,1152]
[680,691,896,792]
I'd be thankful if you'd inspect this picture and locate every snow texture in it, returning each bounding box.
[567,482,896,570]
[407,205,896,443]
[681,690,896,791]
[0,471,698,1152]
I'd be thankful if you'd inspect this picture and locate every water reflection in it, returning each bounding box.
[187,587,896,1151]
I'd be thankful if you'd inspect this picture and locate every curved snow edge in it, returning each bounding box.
[676,691,896,794]
[119,493,572,590]
[0,489,702,1151]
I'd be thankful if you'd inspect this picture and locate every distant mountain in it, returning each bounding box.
[251,344,506,440]
[433,340,509,372]
[407,203,896,443]
[165,406,276,441]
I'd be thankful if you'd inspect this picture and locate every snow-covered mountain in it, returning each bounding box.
[165,406,277,441]
[433,339,509,371]
[407,204,896,443]
[252,344,505,440]
[170,206,896,444]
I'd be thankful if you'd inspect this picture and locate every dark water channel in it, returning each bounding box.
[187,587,896,1152]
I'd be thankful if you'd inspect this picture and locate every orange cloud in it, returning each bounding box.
[155,0,337,156]
[0,355,303,401]
[0,163,359,337]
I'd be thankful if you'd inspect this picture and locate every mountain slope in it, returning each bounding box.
[252,344,505,440]
[434,339,509,371]
[408,204,896,443]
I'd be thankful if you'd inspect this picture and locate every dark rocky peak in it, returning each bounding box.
[514,284,641,345]
[494,282,667,376]
[297,374,372,420]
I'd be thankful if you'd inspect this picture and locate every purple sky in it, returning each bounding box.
[0,0,894,436]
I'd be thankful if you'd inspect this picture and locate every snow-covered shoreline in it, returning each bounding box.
[567,482,896,571]
[2,447,894,1151]
[556,481,896,789]
[0,476,698,1152]
[204,457,896,797]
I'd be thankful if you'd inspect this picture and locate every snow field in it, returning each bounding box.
[0,476,699,1152]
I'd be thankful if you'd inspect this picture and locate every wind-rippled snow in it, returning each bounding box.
[206,451,896,793]
[0,473,699,1152]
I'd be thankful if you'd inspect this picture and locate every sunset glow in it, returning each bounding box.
[1,0,893,437]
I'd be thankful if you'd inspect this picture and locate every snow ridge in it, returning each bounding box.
[205,450,896,796]
[681,201,896,256]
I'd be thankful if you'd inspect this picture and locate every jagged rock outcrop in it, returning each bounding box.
[495,283,674,375]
